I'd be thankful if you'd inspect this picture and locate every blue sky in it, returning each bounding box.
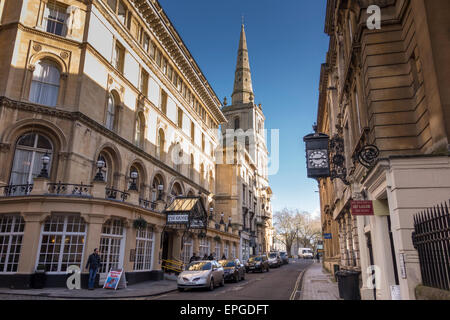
[159,0,329,215]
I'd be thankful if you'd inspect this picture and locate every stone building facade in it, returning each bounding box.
[317,0,450,300]
[215,24,273,261]
[0,0,243,288]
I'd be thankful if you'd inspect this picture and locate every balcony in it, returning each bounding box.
[0,179,163,213]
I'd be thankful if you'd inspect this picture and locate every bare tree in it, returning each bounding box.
[273,208,322,256]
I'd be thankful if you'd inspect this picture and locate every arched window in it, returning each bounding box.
[106,93,116,130]
[151,174,164,201]
[29,60,61,107]
[234,117,240,130]
[157,128,165,159]
[170,182,183,202]
[134,112,145,147]
[128,165,139,191]
[97,153,111,184]
[10,133,53,188]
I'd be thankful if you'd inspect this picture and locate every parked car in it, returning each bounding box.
[177,260,224,291]
[298,248,314,259]
[245,255,270,273]
[219,259,246,282]
[279,252,289,264]
[268,252,282,268]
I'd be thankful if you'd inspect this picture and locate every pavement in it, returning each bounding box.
[299,260,341,300]
[0,279,178,300]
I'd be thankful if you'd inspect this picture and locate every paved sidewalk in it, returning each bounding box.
[0,279,177,299]
[300,262,341,300]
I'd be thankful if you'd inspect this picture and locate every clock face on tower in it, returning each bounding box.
[307,149,329,169]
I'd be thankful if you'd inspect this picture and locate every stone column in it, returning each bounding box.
[152,226,163,270]
[339,217,347,267]
[172,231,182,261]
[352,215,361,269]
[30,177,49,195]
[346,213,355,268]
[91,181,107,199]
[193,235,199,256]
[82,213,106,271]
[17,212,49,274]
[122,219,137,272]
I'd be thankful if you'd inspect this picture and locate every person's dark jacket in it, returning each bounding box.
[189,255,198,263]
[208,254,214,261]
[203,254,208,260]
[86,253,101,270]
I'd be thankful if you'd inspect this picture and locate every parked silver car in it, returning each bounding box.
[177,260,224,291]
[268,252,282,268]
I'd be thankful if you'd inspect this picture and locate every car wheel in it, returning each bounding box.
[208,278,214,291]
[178,287,184,292]
[220,276,225,287]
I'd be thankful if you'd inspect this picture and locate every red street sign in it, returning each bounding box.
[351,200,374,216]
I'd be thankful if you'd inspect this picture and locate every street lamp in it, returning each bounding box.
[157,184,164,200]
[38,153,51,178]
[94,159,105,182]
[129,171,138,191]
[209,207,214,220]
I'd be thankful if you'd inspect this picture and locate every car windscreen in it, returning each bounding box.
[248,257,262,262]
[269,253,277,258]
[186,262,211,271]
[220,261,235,267]
[303,249,312,253]
[280,252,287,256]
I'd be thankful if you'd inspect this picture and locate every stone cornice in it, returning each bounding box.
[0,96,210,194]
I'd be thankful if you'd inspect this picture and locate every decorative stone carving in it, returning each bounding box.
[60,51,69,60]
[32,44,42,52]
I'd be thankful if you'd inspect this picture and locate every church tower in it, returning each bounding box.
[216,24,273,259]
[221,23,269,184]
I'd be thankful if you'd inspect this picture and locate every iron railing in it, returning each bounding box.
[412,200,450,291]
[105,187,129,202]
[139,198,157,211]
[47,182,92,196]
[0,184,33,196]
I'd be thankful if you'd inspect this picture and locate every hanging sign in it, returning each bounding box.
[103,269,127,290]
[351,200,374,216]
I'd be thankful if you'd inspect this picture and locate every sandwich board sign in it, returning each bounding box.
[103,269,127,290]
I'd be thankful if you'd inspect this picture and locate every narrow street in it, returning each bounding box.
[147,259,313,300]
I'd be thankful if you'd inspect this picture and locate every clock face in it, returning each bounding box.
[307,150,328,169]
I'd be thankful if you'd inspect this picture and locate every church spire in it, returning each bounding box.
[232,24,254,105]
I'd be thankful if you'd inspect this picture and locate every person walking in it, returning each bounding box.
[221,253,227,260]
[86,248,101,290]
[208,253,215,261]
[203,253,208,260]
[316,251,321,263]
